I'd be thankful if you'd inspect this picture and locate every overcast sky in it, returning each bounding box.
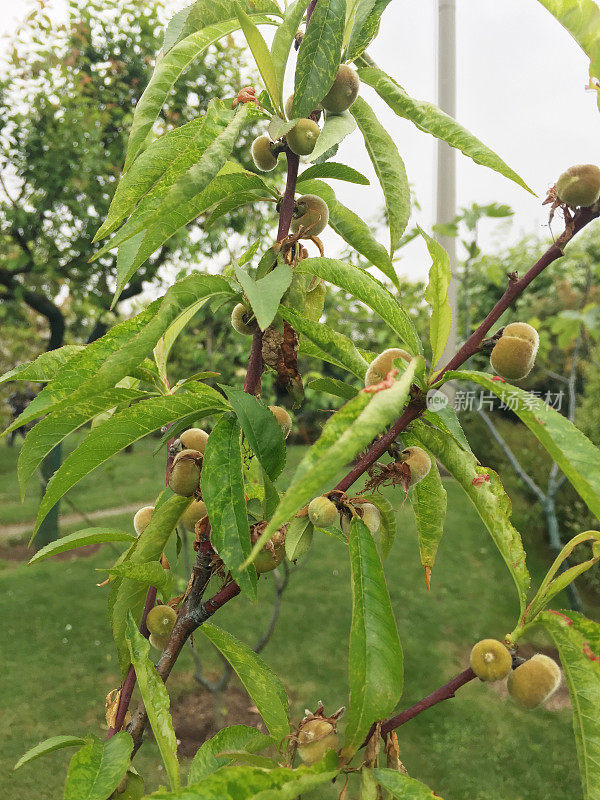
[1,0,598,282]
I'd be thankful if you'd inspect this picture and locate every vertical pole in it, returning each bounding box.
[435,0,458,397]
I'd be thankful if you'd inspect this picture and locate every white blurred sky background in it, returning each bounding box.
[0,0,599,282]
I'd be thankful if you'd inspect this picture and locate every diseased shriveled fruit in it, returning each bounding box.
[400,446,431,487]
[322,64,360,113]
[268,405,292,438]
[114,771,145,799]
[231,303,257,336]
[365,348,411,387]
[147,604,177,638]
[251,134,278,172]
[252,527,286,573]
[297,718,339,764]
[470,639,512,682]
[291,194,329,237]
[490,322,539,381]
[361,503,381,534]
[149,633,169,651]
[286,118,320,156]
[308,496,338,528]
[556,164,600,208]
[181,499,207,532]
[180,427,209,454]
[168,449,201,496]
[133,506,154,536]
[507,653,561,709]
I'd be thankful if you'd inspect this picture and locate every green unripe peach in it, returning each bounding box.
[322,64,360,113]
[115,771,145,799]
[502,322,539,347]
[556,164,600,208]
[365,348,411,387]
[297,718,339,763]
[146,604,177,638]
[231,303,257,336]
[251,134,278,172]
[470,639,512,681]
[149,633,169,651]
[308,496,338,528]
[181,499,207,532]
[180,427,209,454]
[361,503,381,535]
[507,653,561,709]
[252,528,286,574]
[400,446,431,487]
[133,506,154,536]
[291,194,329,236]
[268,405,292,439]
[285,94,295,120]
[490,323,539,381]
[168,449,201,496]
[286,118,320,156]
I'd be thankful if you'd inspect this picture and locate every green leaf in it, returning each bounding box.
[300,338,359,373]
[345,0,393,61]
[28,529,135,566]
[201,416,257,599]
[234,261,293,331]
[155,296,214,380]
[539,610,600,800]
[0,345,82,387]
[271,0,311,106]
[373,768,442,799]
[308,111,356,162]
[295,256,421,354]
[125,615,180,789]
[424,405,472,453]
[279,305,368,379]
[284,516,314,562]
[344,517,403,755]
[223,387,286,480]
[14,736,85,770]
[236,6,281,112]
[249,359,419,561]
[421,229,452,368]
[198,623,289,740]
[299,161,369,184]
[63,733,133,800]
[100,560,174,603]
[188,726,273,783]
[360,493,396,560]
[449,370,600,521]
[412,419,530,613]
[308,376,359,400]
[350,97,410,253]
[110,493,190,675]
[358,66,534,194]
[402,433,447,579]
[536,0,600,110]
[17,388,145,496]
[33,385,227,536]
[292,0,346,117]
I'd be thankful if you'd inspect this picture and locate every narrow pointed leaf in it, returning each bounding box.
[14,736,85,770]
[308,111,356,162]
[100,560,174,603]
[345,0,393,61]
[350,97,410,253]
[284,516,314,562]
[236,6,281,111]
[344,517,403,755]
[308,376,359,400]
[358,66,534,194]
[199,623,289,740]
[223,387,286,480]
[0,345,82,387]
[188,726,273,783]
[373,768,442,799]
[28,529,135,566]
[63,733,133,800]
[360,493,396,560]
[234,261,293,331]
[299,161,369,184]
[271,0,311,104]
[421,229,451,368]
[125,615,180,789]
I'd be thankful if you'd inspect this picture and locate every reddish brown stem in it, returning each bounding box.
[243,330,264,395]
[306,0,317,24]
[277,148,300,241]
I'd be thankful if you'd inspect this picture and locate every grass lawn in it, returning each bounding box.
[0,443,594,799]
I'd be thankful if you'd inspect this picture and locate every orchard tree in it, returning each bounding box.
[6,1,600,799]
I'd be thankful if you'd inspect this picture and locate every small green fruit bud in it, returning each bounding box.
[308,496,338,528]
[181,499,207,532]
[268,405,292,438]
[168,449,201,496]
[286,118,320,156]
[490,323,539,381]
[231,303,257,336]
[361,503,381,535]
[148,633,169,652]
[556,164,600,208]
[400,446,431,487]
[470,639,512,681]
[251,134,278,172]
[507,653,561,709]
[115,771,145,799]
[133,506,154,536]
[322,64,360,113]
[180,427,209,454]
[365,348,411,387]
[297,718,339,764]
[291,194,329,236]
[252,527,286,573]
[146,604,177,638]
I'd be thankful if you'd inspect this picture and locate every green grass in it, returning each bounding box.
[0,444,591,799]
